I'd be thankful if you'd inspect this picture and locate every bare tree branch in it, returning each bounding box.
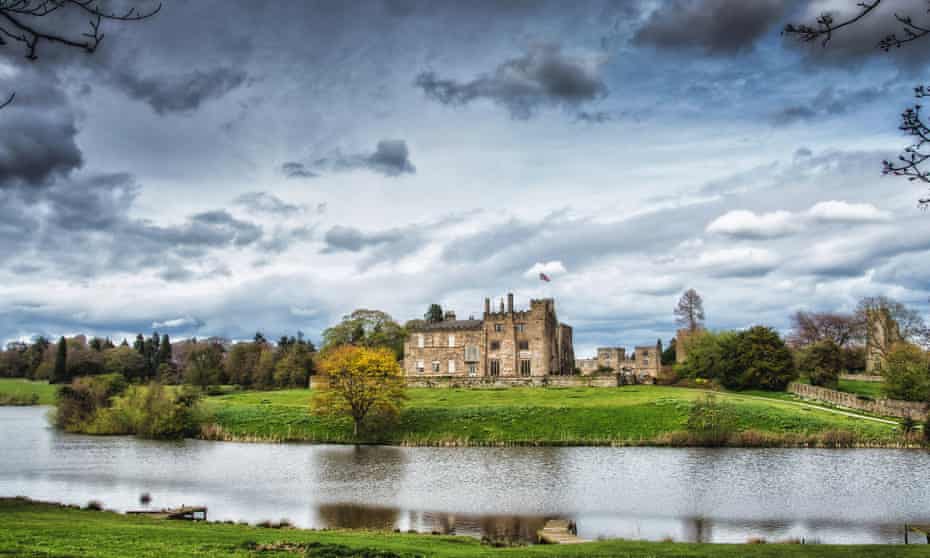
[0,91,13,109]
[0,0,160,109]
[783,1,883,47]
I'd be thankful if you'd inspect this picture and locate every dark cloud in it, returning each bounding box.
[107,66,249,115]
[771,85,887,125]
[633,0,790,55]
[235,191,304,216]
[323,225,406,253]
[307,139,416,177]
[280,162,318,179]
[414,44,607,119]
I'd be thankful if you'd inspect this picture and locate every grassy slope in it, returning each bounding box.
[1,499,925,558]
[0,379,56,405]
[837,379,885,399]
[204,386,898,445]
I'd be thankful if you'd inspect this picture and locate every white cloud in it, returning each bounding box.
[806,200,890,223]
[152,316,204,330]
[695,247,779,277]
[706,209,800,239]
[524,260,567,279]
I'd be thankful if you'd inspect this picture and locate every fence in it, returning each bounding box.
[788,382,927,421]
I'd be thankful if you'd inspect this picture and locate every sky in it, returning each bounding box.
[1,0,929,357]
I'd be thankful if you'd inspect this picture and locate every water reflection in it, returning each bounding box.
[1,406,929,544]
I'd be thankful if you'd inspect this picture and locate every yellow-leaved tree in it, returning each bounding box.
[311,345,407,437]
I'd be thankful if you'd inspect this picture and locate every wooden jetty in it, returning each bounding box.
[127,506,207,521]
[537,519,588,544]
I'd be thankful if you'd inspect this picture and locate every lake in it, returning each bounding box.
[2,406,928,544]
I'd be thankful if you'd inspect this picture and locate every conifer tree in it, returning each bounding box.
[53,336,68,384]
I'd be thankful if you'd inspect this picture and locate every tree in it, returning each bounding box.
[322,309,407,360]
[719,326,797,392]
[274,344,313,388]
[674,289,705,333]
[785,1,930,207]
[661,338,676,366]
[225,342,263,386]
[52,336,67,384]
[798,340,844,389]
[103,346,147,380]
[254,346,276,389]
[882,343,930,402]
[424,304,444,323]
[0,0,160,109]
[311,345,407,437]
[788,311,858,348]
[675,330,735,382]
[156,334,171,367]
[855,296,929,351]
[184,343,223,389]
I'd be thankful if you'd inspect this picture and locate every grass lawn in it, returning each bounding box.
[0,378,56,405]
[203,385,899,446]
[2,498,926,558]
[837,379,885,399]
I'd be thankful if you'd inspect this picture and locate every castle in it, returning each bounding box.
[403,293,575,379]
[403,293,667,385]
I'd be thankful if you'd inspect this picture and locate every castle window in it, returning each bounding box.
[465,345,479,362]
[489,359,500,377]
[468,363,477,377]
[432,361,440,373]
[518,340,529,351]
[425,335,432,346]
[448,360,456,374]
[520,359,531,377]
[448,334,455,347]
[490,341,500,351]
[494,323,503,332]
[416,360,424,374]
[516,324,525,333]
[417,334,424,348]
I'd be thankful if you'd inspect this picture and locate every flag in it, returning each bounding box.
[539,272,551,282]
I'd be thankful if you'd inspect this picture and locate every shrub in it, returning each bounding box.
[55,374,128,431]
[798,340,843,389]
[94,383,203,439]
[685,394,737,446]
[882,343,930,402]
[674,331,735,381]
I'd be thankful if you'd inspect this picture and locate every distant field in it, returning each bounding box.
[3,498,928,558]
[204,385,899,446]
[0,378,56,405]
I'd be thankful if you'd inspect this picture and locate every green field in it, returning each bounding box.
[2,498,926,558]
[837,379,885,399]
[0,378,57,405]
[203,386,899,446]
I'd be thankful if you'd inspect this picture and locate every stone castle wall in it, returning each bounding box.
[788,382,928,420]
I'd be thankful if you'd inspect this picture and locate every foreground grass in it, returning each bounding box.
[203,386,899,446]
[0,378,56,405]
[1,498,926,558]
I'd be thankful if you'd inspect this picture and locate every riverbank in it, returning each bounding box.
[2,498,927,557]
[203,385,903,447]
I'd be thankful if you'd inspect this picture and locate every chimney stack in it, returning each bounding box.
[507,292,514,313]
[484,298,490,316]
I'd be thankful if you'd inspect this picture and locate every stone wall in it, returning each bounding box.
[403,374,621,388]
[788,382,927,420]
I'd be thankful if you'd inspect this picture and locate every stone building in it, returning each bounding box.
[403,293,575,379]
[574,341,662,383]
[865,308,903,373]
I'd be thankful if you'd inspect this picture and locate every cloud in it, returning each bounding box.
[107,66,249,115]
[771,85,886,125]
[414,44,608,119]
[524,260,567,279]
[280,162,318,179]
[234,191,304,217]
[322,225,407,253]
[633,0,789,55]
[152,316,205,330]
[306,139,416,177]
[696,247,779,277]
[706,209,799,239]
[806,200,891,223]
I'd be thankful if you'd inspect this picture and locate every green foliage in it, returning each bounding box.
[685,394,737,446]
[274,344,313,388]
[103,346,147,380]
[184,343,224,388]
[661,338,676,365]
[55,374,128,431]
[93,384,203,439]
[674,330,734,381]
[882,343,930,402]
[52,337,67,384]
[719,326,796,391]
[322,309,407,360]
[798,340,843,389]
[225,342,264,386]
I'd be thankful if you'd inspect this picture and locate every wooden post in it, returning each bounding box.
[904,523,909,545]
